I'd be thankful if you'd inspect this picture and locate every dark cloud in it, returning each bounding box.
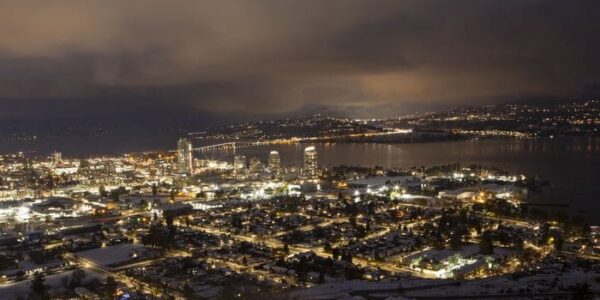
[1,0,600,126]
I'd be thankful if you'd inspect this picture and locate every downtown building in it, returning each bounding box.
[303,146,317,179]
[176,138,194,175]
[268,150,281,173]
[248,157,262,173]
[233,155,246,178]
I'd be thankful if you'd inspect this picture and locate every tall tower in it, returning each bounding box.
[268,150,280,173]
[249,157,262,173]
[51,151,62,164]
[177,138,193,175]
[233,155,246,177]
[303,146,317,178]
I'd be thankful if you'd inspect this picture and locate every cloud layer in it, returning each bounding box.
[1,0,599,122]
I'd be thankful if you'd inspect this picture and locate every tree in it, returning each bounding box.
[142,223,171,252]
[110,190,120,202]
[0,254,16,271]
[323,242,332,252]
[152,184,158,196]
[289,230,305,243]
[14,223,26,234]
[29,272,49,300]
[99,186,108,197]
[317,272,325,284]
[553,234,564,251]
[139,199,148,211]
[343,266,363,280]
[332,248,340,260]
[231,214,243,229]
[341,250,353,263]
[432,233,445,250]
[69,269,87,288]
[183,282,194,298]
[373,251,382,262]
[539,223,551,246]
[16,270,25,281]
[581,223,591,236]
[165,215,175,232]
[104,276,118,299]
[450,233,462,249]
[479,233,494,255]
[514,237,524,252]
[295,257,309,283]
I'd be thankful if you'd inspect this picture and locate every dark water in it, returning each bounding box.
[203,138,600,223]
[0,133,183,156]
[2,134,599,223]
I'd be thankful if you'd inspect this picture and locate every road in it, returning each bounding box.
[189,221,436,278]
[63,252,186,300]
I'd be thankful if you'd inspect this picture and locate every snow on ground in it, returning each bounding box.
[2,259,67,277]
[77,243,147,267]
[288,268,600,299]
[288,278,449,300]
[0,269,104,300]
[405,270,600,298]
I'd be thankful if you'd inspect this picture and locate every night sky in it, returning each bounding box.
[1,0,600,130]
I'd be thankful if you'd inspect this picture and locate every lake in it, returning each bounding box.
[203,138,600,223]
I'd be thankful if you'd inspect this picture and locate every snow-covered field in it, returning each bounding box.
[288,269,600,299]
[0,269,104,300]
[77,243,148,266]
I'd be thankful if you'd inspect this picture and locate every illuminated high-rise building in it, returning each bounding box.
[233,155,246,177]
[176,138,194,175]
[268,150,280,173]
[249,157,262,173]
[303,146,317,178]
[51,151,62,164]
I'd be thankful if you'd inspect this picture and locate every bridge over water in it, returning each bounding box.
[187,130,405,153]
[192,141,275,152]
